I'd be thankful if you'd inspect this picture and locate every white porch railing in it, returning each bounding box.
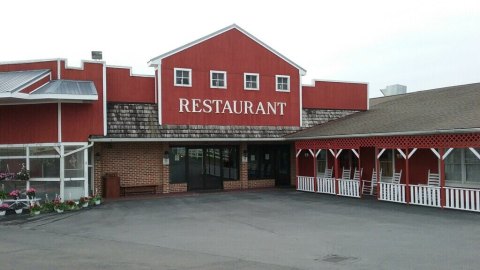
[316,177,336,194]
[338,179,360,198]
[445,187,480,212]
[379,182,406,203]
[410,185,441,207]
[297,176,315,192]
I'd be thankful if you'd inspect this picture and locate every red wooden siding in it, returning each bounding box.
[60,61,104,141]
[408,149,438,185]
[302,81,368,110]
[161,28,301,126]
[0,104,57,144]
[106,67,155,103]
[0,61,59,79]
[20,75,51,93]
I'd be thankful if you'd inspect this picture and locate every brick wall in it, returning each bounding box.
[169,183,188,193]
[224,180,242,190]
[239,142,248,189]
[248,179,275,188]
[93,142,166,196]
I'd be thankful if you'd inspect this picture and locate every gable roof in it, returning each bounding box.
[148,24,306,75]
[286,83,480,140]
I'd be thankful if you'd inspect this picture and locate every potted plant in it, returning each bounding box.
[53,199,66,213]
[42,201,55,213]
[16,163,30,180]
[30,203,41,215]
[91,194,102,206]
[79,197,90,208]
[0,203,9,216]
[9,190,21,200]
[26,188,36,199]
[13,203,24,214]
[0,190,7,204]
[65,200,77,210]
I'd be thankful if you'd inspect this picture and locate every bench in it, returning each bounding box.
[120,185,158,196]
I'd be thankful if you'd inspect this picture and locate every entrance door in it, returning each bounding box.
[188,148,204,190]
[275,146,291,186]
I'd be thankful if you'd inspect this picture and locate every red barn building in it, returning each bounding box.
[3,24,478,214]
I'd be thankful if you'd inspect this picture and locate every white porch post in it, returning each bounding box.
[84,147,89,197]
[26,146,30,191]
[59,145,65,201]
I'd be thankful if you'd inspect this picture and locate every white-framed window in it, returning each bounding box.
[276,75,290,92]
[210,70,227,89]
[379,149,395,181]
[316,150,328,177]
[445,148,480,187]
[174,68,192,87]
[244,73,259,90]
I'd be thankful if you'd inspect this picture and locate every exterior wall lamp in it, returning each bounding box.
[163,151,170,165]
[242,150,248,163]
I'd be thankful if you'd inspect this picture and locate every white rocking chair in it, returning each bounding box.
[362,168,381,195]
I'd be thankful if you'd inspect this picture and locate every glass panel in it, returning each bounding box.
[466,148,480,183]
[379,150,393,177]
[0,147,26,157]
[65,180,85,200]
[29,181,60,201]
[65,150,85,178]
[1,181,26,195]
[317,151,327,176]
[0,158,26,178]
[222,147,238,180]
[30,158,60,178]
[169,147,186,183]
[445,149,462,182]
[30,146,58,156]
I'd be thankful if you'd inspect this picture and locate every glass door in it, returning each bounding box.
[187,148,204,190]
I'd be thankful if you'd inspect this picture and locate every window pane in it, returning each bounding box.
[65,180,85,200]
[445,149,462,182]
[30,146,58,156]
[317,151,327,176]
[170,147,186,183]
[65,150,84,178]
[30,158,60,178]
[222,147,238,180]
[0,148,25,157]
[0,159,25,179]
[30,181,60,201]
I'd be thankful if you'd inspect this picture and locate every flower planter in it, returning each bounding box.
[33,211,40,215]
[15,209,23,214]
[0,210,5,216]
[82,203,89,208]
[94,200,101,205]
[55,209,64,214]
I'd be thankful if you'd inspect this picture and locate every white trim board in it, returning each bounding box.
[148,24,306,75]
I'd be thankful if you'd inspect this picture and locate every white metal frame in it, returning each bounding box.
[275,75,290,92]
[244,73,259,90]
[173,68,192,87]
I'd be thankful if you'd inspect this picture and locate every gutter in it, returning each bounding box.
[89,137,287,143]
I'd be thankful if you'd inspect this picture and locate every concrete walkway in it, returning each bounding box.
[1,189,480,270]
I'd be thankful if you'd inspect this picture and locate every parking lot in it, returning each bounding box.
[1,189,480,270]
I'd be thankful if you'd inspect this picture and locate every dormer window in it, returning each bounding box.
[244,73,259,90]
[174,68,192,87]
[276,75,290,92]
[210,70,227,89]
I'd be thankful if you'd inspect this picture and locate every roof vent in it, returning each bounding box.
[380,84,406,96]
[91,51,103,60]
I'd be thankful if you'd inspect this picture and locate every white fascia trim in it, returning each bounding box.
[173,68,192,87]
[0,58,67,65]
[244,73,259,90]
[299,70,303,127]
[57,59,61,79]
[148,24,306,75]
[285,128,480,141]
[58,102,62,142]
[275,75,290,92]
[210,70,227,89]
[90,137,287,142]
[157,65,162,124]
[106,65,155,78]
[63,59,106,71]
[103,63,107,136]
[12,94,98,100]
[302,79,369,87]
[0,142,88,148]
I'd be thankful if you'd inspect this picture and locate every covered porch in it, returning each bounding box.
[295,133,480,213]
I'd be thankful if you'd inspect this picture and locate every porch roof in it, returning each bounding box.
[91,103,300,141]
[287,83,480,140]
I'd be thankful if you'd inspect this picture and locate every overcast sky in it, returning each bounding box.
[1,0,479,97]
